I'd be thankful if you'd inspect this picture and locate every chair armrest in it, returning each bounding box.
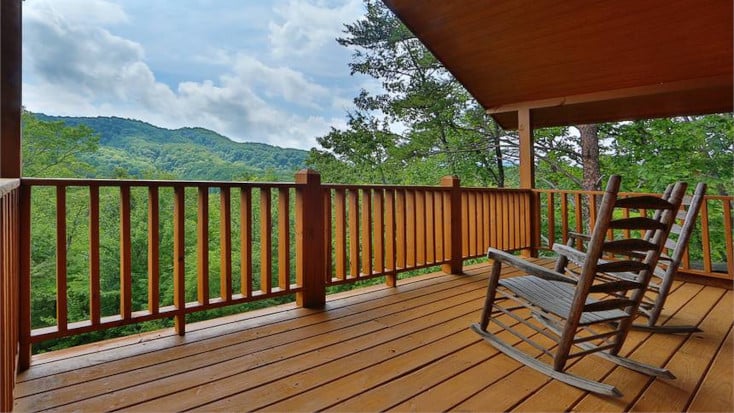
[567,231,591,242]
[553,243,588,267]
[487,248,577,284]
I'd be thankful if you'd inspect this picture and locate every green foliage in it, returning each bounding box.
[307,0,507,187]
[601,115,734,195]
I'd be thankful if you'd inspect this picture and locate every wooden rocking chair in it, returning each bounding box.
[471,176,687,396]
[554,183,707,333]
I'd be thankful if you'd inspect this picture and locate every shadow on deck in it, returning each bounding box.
[14,259,733,412]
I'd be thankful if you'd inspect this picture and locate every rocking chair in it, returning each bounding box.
[471,176,687,396]
[554,183,707,333]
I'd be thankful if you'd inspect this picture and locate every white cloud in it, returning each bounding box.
[24,0,128,26]
[268,0,364,73]
[22,1,365,150]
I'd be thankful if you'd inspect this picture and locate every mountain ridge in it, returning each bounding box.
[34,113,309,181]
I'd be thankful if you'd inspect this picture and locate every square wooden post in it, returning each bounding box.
[518,108,539,257]
[295,169,326,308]
[441,175,463,275]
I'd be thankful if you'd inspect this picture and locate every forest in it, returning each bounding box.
[23,0,732,353]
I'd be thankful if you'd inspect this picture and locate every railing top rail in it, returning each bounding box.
[323,182,532,193]
[534,187,733,201]
[0,178,20,196]
[21,177,296,189]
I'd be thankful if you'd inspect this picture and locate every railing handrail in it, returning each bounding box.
[21,177,296,188]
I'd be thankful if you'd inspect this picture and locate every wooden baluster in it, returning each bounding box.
[406,189,416,268]
[468,191,476,257]
[416,190,426,265]
[147,186,160,315]
[385,189,397,286]
[700,199,712,273]
[723,199,734,278]
[197,187,209,305]
[278,187,290,291]
[434,190,444,262]
[488,192,497,249]
[323,189,332,282]
[348,189,359,278]
[335,188,346,280]
[560,193,569,244]
[373,189,384,274]
[173,186,186,335]
[56,186,68,332]
[546,192,555,249]
[396,189,406,270]
[240,187,252,297]
[220,187,232,301]
[503,192,509,249]
[574,193,583,248]
[260,187,272,294]
[120,186,132,320]
[361,189,372,277]
[89,186,101,323]
[426,191,435,264]
[19,184,31,369]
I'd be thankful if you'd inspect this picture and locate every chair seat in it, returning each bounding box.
[499,276,628,325]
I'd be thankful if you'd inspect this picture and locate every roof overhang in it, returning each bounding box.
[381,0,733,130]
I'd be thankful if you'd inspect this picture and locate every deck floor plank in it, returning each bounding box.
[125,297,488,412]
[16,265,493,401]
[630,290,733,412]
[687,327,734,412]
[21,276,494,410]
[273,312,538,412]
[571,286,729,413]
[12,260,732,413]
[512,281,706,412]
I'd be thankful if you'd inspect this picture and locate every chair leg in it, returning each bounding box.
[471,324,622,397]
[479,259,502,331]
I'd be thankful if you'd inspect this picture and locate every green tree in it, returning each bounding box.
[308,0,508,187]
[601,115,734,194]
[22,110,99,177]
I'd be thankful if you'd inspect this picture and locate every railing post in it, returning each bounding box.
[441,176,463,275]
[295,169,325,308]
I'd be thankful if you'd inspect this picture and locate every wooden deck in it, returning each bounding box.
[13,259,733,412]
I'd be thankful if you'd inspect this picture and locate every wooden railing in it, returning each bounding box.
[535,188,734,280]
[320,178,532,287]
[3,171,732,411]
[0,179,20,412]
[16,172,533,362]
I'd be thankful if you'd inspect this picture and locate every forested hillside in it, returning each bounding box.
[34,113,307,181]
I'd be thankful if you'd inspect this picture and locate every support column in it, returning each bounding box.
[1,0,22,178]
[518,108,539,257]
[295,169,326,308]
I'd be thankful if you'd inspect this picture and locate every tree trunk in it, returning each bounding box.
[493,130,505,187]
[577,124,601,191]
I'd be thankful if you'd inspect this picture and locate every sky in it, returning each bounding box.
[21,0,371,150]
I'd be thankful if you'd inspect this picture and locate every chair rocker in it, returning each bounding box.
[471,176,687,396]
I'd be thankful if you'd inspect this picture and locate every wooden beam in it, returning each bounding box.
[0,0,22,178]
[518,108,535,189]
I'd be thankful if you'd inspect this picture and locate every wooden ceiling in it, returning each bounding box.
[381,0,733,129]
